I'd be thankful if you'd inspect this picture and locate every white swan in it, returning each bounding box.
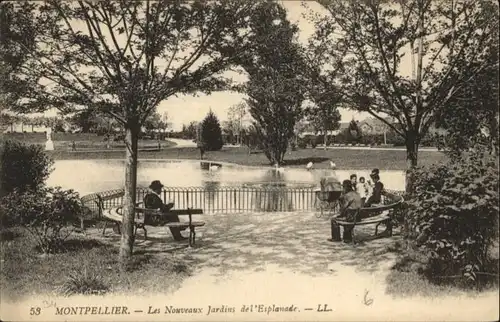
[329,161,336,169]
[209,164,220,171]
[274,163,285,173]
[306,162,313,170]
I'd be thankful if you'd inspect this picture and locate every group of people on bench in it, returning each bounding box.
[323,168,386,243]
[145,168,385,243]
[349,169,385,207]
[143,180,188,241]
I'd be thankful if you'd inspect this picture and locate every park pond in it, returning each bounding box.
[47,159,406,195]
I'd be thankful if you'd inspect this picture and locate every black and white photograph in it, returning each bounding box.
[0,0,498,321]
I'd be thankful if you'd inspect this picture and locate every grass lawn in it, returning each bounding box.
[0,228,191,302]
[1,132,176,150]
[48,146,449,170]
[2,132,448,169]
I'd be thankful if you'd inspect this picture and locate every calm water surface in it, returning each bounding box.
[47,159,406,196]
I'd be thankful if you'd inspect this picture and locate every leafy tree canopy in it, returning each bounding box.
[307,0,499,191]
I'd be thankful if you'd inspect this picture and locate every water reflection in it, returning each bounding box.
[253,170,294,212]
[203,180,220,207]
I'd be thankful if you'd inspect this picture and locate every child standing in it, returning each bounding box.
[357,176,369,206]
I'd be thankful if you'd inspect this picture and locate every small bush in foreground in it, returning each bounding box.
[0,140,54,198]
[0,187,83,254]
[59,268,109,296]
[403,149,499,286]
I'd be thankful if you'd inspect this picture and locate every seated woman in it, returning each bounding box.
[364,173,384,207]
[143,180,187,241]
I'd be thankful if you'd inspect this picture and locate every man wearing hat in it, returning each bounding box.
[143,180,187,241]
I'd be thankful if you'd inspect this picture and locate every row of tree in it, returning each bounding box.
[1,110,169,136]
[2,0,497,264]
[69,109,169,135]
[0,112,66,132]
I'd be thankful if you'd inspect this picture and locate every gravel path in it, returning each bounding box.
[167,138,198,147]
[85,211,499,321]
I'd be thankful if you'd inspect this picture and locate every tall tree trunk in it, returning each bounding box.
[488,116,499,155]
[323,129,327,151]
[405,132,419,194]
[119,121,139,266]
[405,0,424,195]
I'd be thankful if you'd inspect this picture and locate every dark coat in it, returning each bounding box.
[143,191,174,212]
[143,191,177,226]
[365,181,384,206]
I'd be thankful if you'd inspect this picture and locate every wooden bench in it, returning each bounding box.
[95,191,125,234]
[330,193,404,242]
[95,191,125,217]
[102,206,205,247]
[75,191,125,232]
[332,209,392,240]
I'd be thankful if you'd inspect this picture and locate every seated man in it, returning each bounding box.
[143,180,187,241]
[331,180,363,243]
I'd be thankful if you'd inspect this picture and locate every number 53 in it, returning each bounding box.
[30,307,41,315]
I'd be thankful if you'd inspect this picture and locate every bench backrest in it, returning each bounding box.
[95,191,125,215]
[134,207,204,226]
[358,194,403,219]
[339,194,403,222]
[101,191,125,201]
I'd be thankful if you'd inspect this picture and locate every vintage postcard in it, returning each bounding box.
[1,0,498,321]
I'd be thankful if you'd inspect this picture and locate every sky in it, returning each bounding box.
[154,1,369,131]
[34,1,372,131]
[18,0,390,131]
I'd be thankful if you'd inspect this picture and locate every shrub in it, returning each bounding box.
[389,136,406,147]
[313,134,335,146]
[403,149,499,285]
[60,268,109,296]
[360,134,385,146]
[200,111,223,151]
[420,133,438,147]
[0,187,83,253]
[348,120,363,143]
[297,138,307,149]
[0,140,54,198]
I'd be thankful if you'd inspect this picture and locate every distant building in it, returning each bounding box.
[357,118,395,135]
[297,121,350,138]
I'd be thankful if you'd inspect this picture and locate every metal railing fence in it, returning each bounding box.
[81,186,404,218]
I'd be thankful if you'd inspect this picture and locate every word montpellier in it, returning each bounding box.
[55,306,129,316]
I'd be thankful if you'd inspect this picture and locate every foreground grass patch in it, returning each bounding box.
[385,243,499,298]
[0,228,191,301]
